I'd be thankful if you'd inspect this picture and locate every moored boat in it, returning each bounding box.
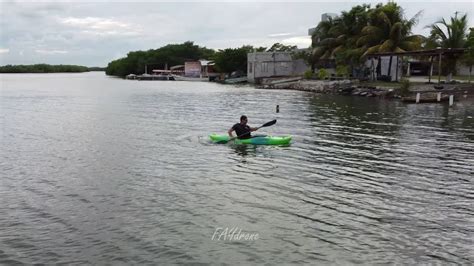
[224,76,247,84]
[172,75,209,82]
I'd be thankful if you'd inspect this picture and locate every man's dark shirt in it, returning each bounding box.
[232,123,251,139]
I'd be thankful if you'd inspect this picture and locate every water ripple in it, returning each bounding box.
[1,73,473,264]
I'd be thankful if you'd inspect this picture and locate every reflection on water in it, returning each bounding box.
[1,72,473,264]
[230,144,257,157]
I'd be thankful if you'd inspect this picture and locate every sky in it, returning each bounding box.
[0,0,473,67]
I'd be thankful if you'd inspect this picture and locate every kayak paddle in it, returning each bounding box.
[216,119,277,144]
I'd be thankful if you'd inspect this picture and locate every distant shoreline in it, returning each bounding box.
[0,71,105,74]
[0,64,105,73]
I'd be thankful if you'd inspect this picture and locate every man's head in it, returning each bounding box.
[240,115,248,124]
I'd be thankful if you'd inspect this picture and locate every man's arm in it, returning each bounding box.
[228,128,234,137]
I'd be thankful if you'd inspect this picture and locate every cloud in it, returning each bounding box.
[1,1,472,67]
[268,33,293,37]
[58,16,142,36]
[0,48,10,54]
[281,36,312,47]
[35,49,68,54]
[60,17,127,29]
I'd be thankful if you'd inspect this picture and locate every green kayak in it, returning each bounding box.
[209,134,292,145]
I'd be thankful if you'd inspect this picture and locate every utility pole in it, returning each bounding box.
[273,52,276,76]
[438,52,442,84]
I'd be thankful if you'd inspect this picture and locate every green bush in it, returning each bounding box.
[304,70,314,79]
[336,65,348,77]
[317,68,329,80]
[399,78,410,96]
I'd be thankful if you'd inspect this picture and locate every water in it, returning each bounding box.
[1,72,473,264]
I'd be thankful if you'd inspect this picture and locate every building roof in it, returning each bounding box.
[183,60,214,66]
[368,48,466,57]
[249,51,294,55]
[170,65,184,70]
[199,60,214,66]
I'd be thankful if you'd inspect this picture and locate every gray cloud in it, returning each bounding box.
[0,1,472,67]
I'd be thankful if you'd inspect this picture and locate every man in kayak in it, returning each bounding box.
[228,115,258,139]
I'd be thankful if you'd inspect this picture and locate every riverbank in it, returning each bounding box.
[256,78,474,102]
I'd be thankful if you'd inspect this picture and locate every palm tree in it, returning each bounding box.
[310,5,372,74]
[310,17,338,69]
[328,5,371,73]
[462,28,474,82]
[357,3,423,80]
[427,12,469,79]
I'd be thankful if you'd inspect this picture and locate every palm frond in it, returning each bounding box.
[331,45,345,56]
[390,22,403,43]
[394,47,406,53]
[336,35,346,43]
[357,34,382,47]
[362,45,381,57]
[361,25,381,35]
[377,10,392,28]
[431,24,448,42]
[321,50,332,60]
[399,40,421,51]
[406,10,423,30]
[404,35,424,43]
[379,39,395,52]
[312,47,325,58]
[319,38,337,47]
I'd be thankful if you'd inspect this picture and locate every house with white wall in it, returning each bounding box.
[247,52,308,83]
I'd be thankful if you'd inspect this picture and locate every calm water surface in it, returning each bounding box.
[1,72,473,264]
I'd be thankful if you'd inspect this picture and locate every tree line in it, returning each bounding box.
[309,2,472,77]
[105,41,296,77]
[105,3,472,79]
[0,64,104,73]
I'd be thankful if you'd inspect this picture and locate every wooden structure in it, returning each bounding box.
[368,48,466,83]
[402,92,450,103]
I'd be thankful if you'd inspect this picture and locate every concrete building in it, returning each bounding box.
[308,13,339,36]
[247,52,309,83]
[184,60,216,78]
[322,13,338,22]
[457,63,473,76]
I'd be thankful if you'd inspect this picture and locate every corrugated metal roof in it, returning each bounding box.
[368,48,466,57]
[199,60,214,66]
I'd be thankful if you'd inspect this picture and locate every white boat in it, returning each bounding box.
[224,76,247,84]
[172,75,209,82]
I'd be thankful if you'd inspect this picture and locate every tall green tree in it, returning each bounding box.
[427,12,469,78]
[462,28,474,82]
[212,45,258,75]
[106,41,215,77]
[357,2,423,79]
[267,43,297,52]
[309,17,338,70]
[328,5,371,68]
[309,5,374,73]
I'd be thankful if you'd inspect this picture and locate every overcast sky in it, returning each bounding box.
[0,0,472,67]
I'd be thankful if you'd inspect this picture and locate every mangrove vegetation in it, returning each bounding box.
[0,64,102,73]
